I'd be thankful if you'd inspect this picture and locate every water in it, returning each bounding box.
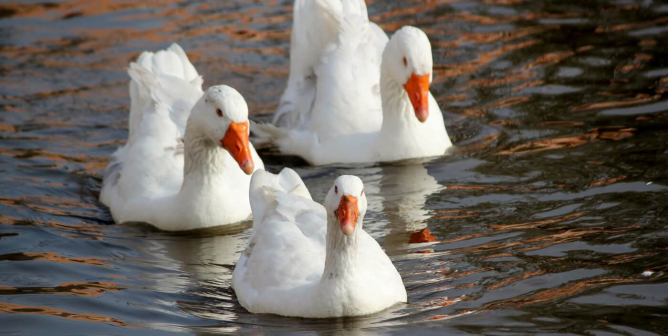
[1,0,667,335]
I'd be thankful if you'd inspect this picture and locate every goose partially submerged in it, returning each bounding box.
[100,44,264,231]
[232,169,406,317]
[254,0,452,165]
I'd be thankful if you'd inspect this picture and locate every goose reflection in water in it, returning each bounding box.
[119,223,250,333]
[373,161,443,253]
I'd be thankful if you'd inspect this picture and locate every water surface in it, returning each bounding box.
[1,0,667,335]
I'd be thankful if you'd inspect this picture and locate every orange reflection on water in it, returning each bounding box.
[462,26,552,44]
[0,0,183,19]
[485,276,640,309]
[639,39,657,47]
[0,195,102,222]
[572,94,659,111]
[595,16,668,33]
[436,267,495,280]
[466,72,537,88]
[511,79,544,91]
[490,96,530,109]
[482,0,531,4]
[434,40,540,83]
[455,133,501,153]
[447,184,533,192]
[0,123,16,132]
[370,2,438,22]
[597,127,635,141]
[515,225,640,254]
[488,270,547,291]
[521,50,575,70]
[537,121,584,127]
[0,252,110,267]
[436,93,468,104]
[606,251,660,266]
[446,12,505,25]
[442,239,522,256]
[1,0,293,78]
[409,228,437,243]
[589,175,628,188]
[225,62,289,78]
[438,230,495,246]
[0,302,131,327]
[419,297,461,310]
[490,212,586,231]
[434,209,479,219]
[0,281,121,297]
[615,63,643,72]
[0,147,109,174]
[576,45,595,53]
[462,96,530,117]
[0,213,107,240]
[495,133,597,155]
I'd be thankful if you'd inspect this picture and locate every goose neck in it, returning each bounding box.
[182,119,229,179]
[321,213,361,282]
[380,64,413,124]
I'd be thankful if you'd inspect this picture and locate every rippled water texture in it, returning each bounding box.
[1,0,667,335]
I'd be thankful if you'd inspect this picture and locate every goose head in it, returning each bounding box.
[192,85,255,175]
[325,175,367,236]
[383,26,434,122]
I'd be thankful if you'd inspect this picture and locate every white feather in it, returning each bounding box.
[233,169,406,318]
[266,3,451,165]
[100,44,265,231]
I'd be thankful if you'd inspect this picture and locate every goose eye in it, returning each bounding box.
[403,57,407,67]
[334,186,338,194]
[361,188,364,196]
[216,108,223,117]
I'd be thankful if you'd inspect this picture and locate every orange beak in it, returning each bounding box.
[221,121,254,175]
[334,195,359,235]
[403,73,431,122]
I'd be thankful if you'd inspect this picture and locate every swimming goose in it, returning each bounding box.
[100,44,264,231]
[232,169,406,317]
[254,22,452,165]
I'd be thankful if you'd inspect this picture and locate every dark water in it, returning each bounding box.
[1,0,667,335]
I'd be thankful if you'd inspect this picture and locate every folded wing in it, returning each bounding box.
[232,169,327,310]
[100,44,203,209]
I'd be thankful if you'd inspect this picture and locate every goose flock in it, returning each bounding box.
[100,0,452,318]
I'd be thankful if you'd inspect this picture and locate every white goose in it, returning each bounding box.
[254,5,452,165]
[100,44,264,231]
[232,169,406,318]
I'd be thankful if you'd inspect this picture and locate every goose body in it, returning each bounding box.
[100,44,264,231]
[232,169,406,318]
[273,0,388,138]
[254,1,452,165]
